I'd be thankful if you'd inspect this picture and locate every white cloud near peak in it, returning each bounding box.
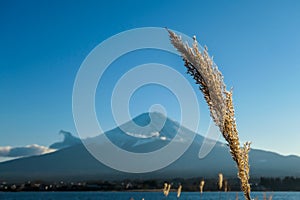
[0,144,56,158]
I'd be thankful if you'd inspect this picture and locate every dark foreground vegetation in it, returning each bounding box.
[1,177,299,192]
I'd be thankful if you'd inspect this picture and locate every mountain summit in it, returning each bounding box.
[101,112,188,153]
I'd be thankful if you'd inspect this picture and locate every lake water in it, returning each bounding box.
[0,191,299,200]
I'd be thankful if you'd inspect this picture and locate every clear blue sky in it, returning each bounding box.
[1,0,300,156]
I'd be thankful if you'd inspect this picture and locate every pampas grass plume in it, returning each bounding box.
[168,29,252,200]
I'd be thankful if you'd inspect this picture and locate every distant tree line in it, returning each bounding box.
[1,176,299,192]
[259,176,300,191]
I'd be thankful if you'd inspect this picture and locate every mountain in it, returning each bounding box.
[1,112,300,182]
